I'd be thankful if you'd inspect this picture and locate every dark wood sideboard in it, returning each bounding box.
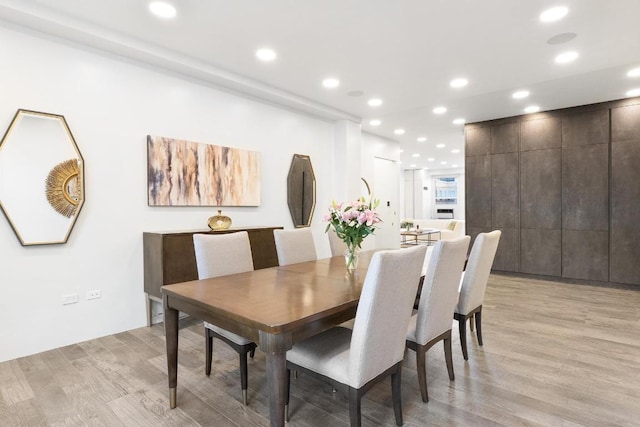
[143,226,283,326]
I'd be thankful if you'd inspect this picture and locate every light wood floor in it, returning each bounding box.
[2,273,640,426]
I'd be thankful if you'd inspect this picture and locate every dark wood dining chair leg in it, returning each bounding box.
[458,316,469,360]
[475,309,483,346]
[249,348,255,359]
[205,329,213,376]
[391,362,403,426]
[348,387,362,427]
[416,344,429,402]
[239,351,249,405]
[285,369,291,422]
[444,332,454,381]
[469,313,474,332]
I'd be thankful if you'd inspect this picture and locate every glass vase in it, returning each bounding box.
[344,246,360,271]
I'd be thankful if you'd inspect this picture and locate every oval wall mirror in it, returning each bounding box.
[287,154,316,227]
[0,109,84,245]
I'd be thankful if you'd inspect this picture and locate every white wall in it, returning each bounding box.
[0,25,346,362]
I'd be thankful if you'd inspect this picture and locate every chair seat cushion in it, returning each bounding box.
[406,312,418,343]
[287,327,351,386]
[204,322,253,345]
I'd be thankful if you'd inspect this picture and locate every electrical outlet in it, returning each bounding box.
[62,293,79,305]
[87,290,102,300]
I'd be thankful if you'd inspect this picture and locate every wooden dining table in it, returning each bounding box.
[162,251,377,427]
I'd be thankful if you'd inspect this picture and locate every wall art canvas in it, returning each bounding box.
[147,135,261,206]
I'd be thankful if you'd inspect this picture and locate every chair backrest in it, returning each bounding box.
[193,231,254,279]
[456,230,501,315]
[414,236,470,345]
[327,228,347,257]
[273,228,317,265]
[348,245,426,388]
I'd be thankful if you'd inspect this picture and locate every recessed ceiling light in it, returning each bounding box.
[452,149,461,154]
[368,98,383,107]
[412,153,420,158]
[540,6,568,22]
[399,149,404,153]
[149,1,176,19]
[369,119,381,126]
[423,167,429,170]
[256,48,276,61]
[555,51,578,64]
[450,78,468,88]
[627,67,640,78]
[427,158,435,162]
[436,143,445,148]
[441,161,448,165]
[322,78,340,89]
[452,164,459,168]
[433,106,447,114]
[410,164,417,168]
[452,118,465,125]
[524,105,541,113]
[627,88,640,97]
[417,137,427,142]
[512,90,530,99]
[394,129,406,135]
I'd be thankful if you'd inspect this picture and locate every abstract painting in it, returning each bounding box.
[147,135,261,206]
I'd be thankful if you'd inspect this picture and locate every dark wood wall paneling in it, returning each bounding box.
[610,104,640,285]
[465,97,640,286]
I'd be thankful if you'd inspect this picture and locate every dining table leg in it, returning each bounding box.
[163,294,179,409]
[259,331,292,427]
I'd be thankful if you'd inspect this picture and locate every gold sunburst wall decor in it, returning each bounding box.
[45,159,81,218]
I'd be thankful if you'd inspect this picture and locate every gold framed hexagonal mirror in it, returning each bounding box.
[287,154,316,228]
[0,109,84,245]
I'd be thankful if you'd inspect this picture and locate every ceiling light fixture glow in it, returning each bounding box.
[627,88,640,97]
[369,119,381,126]
[410,164,416,168]
[412,153,420,158]
[627,67,640,78]
[440,161,448,165]
[524,105,541,113]
[149,1,177,19]
[394,129,406,135]
[450,78,468,88]
[540,6,569,22]
[451,149,461,154]
[433,106,447,114]
[322,78,340,88]
[427,158,435,162]
[452,164,459,168]
[555,51,578,64]
[417,137,427,142]
[436,143,445,148]
[368,98,383,107]
[512,90,530,99]
[452,118,466,125]
[256,48,276,61]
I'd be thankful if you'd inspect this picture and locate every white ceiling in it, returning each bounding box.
[1,0,640,170]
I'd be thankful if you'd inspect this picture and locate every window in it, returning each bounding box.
[434,177,457,204]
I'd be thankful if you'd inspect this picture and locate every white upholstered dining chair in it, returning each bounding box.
[192,231,257,405]
[273,228,317,265]
[406,236,470,402]
[454,230,501,360]
[285,245,427,427]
